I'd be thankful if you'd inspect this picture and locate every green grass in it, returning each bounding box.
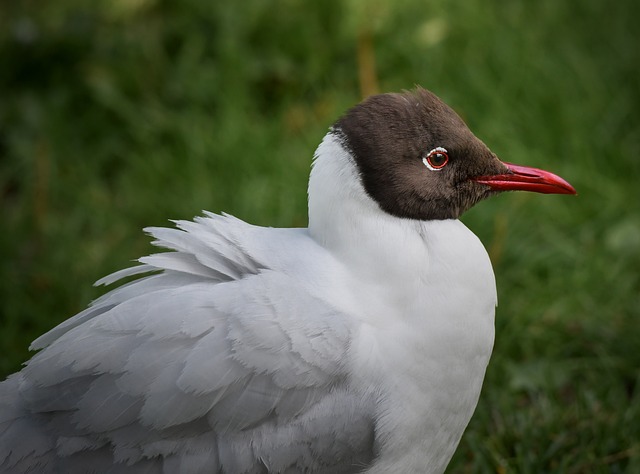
[1,0,639,471]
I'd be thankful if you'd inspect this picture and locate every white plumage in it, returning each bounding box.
[0,88,574,473]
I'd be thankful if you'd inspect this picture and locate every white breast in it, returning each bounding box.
[307,134,497,473]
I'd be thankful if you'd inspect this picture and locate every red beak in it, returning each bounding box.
[474,162,577,195]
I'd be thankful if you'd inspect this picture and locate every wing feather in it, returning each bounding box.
[1,213,374,473]
[94,264,157,287]
[138,253,225,280]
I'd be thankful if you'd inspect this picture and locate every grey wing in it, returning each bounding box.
[0,217,376,473]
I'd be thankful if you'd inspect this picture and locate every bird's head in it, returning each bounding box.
[327,87,575,221]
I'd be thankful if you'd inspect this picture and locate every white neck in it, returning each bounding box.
[308,132,376,247]
[307,134,497,472]
[308,133,430,282]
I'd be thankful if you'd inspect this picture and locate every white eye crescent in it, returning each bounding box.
[423,147,449,171]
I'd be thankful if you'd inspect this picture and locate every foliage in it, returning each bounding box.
[1,0,638,471]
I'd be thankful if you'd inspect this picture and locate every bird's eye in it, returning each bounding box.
[423,147,449,171]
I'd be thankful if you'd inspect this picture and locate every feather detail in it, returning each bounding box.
[1,212,374,473]
[94,264,157,287]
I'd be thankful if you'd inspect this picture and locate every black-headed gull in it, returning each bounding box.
[0,87,575,473]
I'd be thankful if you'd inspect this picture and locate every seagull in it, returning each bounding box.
[0,87,575,473]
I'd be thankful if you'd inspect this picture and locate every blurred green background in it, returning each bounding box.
[1,0,639,471]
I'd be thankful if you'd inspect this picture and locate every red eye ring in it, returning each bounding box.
[423,147,449,171]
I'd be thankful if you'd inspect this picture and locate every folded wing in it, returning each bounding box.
[0,214,375,473]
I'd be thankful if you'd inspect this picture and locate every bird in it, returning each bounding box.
[0,87,576,474]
